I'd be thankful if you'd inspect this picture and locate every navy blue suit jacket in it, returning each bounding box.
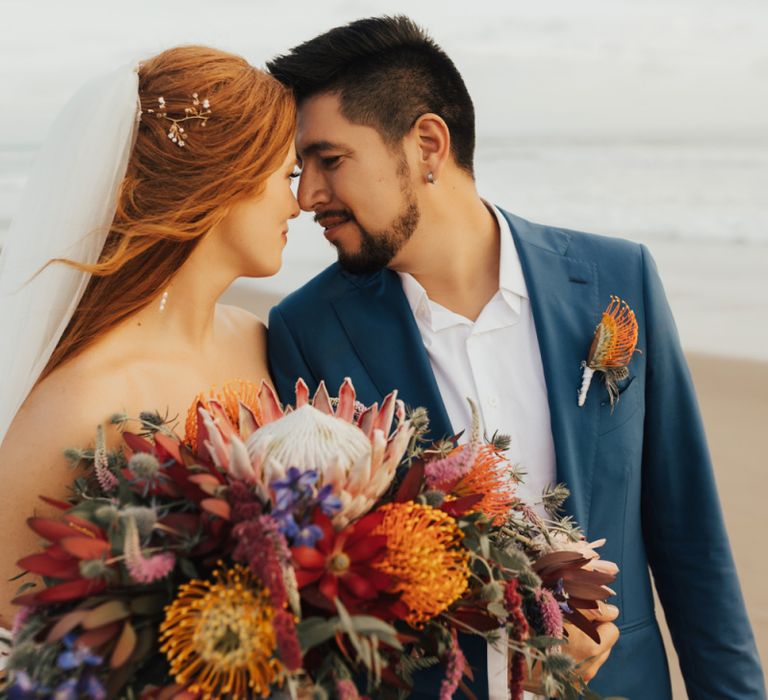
[267,209,765,699]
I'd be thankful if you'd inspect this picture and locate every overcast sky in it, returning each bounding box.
[2,0,767,145]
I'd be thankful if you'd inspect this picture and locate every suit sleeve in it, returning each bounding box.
[639,244,765,699]
[267,305,317,406]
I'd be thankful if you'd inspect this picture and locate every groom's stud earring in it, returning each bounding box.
[426,171,436,184]
[159,290,169,312]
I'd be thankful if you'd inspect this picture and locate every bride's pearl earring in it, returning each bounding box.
[426,171,436,184]
[159,290,169,312]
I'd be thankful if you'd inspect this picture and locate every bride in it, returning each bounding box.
[0,46,299,626]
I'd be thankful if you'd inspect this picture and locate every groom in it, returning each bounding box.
[266,16,765,699]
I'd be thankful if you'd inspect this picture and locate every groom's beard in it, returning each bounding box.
[320,157,421,275]
[335,192,420,275]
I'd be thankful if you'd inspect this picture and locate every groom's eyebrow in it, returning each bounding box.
[299,140,347,158]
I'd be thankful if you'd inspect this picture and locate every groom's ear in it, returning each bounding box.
[411,113,451,182]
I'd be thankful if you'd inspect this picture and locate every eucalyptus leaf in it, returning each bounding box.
[526,635,566,650]
[486,601,507,619]
[178,557,198,580]
[296,616,339,652]
[479,532,490,559]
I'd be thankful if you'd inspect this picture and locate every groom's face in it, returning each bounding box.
[295,93,420,274]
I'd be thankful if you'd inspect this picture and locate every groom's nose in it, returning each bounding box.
[297,164,330,212]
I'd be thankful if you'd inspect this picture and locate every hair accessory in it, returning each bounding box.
[426,171,435,184]
[146,93,211,148]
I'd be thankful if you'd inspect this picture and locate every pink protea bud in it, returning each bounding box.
[439,628,467,700]
[272,609,302,672]
[336,679,362,700]
[123,516,174,584]
[536,587,564,638]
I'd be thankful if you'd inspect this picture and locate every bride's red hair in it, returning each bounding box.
[39,46,296,381]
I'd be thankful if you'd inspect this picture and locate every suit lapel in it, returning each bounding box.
[331,212,602,531]
[502,210,601,530]
[331,270,453,443]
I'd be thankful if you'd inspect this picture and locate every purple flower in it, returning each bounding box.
[80,672,107,700]
[57,633,102,670]
[8,671,43,700]
[273,511,301,539]
[316,483,342,516]
[272,467,318,493]
[551,578,573,614]
[53,679,78,700]
[293,523,324,547]
[269,468,340,545]
[274,487,300,511]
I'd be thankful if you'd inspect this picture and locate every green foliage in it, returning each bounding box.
[395,653,439,688]
[541,482,571,517]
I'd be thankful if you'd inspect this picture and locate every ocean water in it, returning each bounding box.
[2,138,767,359]
[3,138,766,246]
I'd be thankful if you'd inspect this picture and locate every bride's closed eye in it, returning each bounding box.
[289,169,302,179]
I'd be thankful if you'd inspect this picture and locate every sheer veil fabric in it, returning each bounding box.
[0,65,140,447]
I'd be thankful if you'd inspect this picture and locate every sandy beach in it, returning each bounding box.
[658,354,768,698]
[222,283,767,698]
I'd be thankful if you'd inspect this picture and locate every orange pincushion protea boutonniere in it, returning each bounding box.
[578,295,639,408]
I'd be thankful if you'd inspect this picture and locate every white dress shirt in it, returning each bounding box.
[398,204,555,700]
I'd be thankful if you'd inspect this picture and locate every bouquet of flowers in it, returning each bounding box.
[2,379,618,700]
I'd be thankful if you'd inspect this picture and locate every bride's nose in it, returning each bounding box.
[288,193,300,219]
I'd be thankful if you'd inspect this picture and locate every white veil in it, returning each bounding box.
[0,65,140,447]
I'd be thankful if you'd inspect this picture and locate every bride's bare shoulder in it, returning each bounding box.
[0,354,132,625]
[218,303,266,337]
[0,353,130,467]
[217,303,268,354]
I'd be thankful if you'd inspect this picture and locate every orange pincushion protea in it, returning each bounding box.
[578,296,639,407]
[372,502,470,626]
[444,444,517,525]
[184,380,262,450]
[588,296,638,370]
[159,564,283,698]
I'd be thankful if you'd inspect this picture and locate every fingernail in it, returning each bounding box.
[605,604,619,615]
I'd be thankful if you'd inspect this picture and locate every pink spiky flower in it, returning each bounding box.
[198,378,414,528]
[123,516,175,584]
[439,628,467,700]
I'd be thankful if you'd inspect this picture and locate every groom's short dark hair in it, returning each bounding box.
[267,15,476,177]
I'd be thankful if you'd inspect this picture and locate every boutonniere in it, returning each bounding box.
[578,296,639,408]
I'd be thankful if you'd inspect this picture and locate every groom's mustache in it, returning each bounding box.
[314,209,355,229]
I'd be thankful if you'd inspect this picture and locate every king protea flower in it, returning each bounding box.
[195,378,414,528]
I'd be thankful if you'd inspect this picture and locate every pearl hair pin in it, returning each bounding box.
[146,93,211,148]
